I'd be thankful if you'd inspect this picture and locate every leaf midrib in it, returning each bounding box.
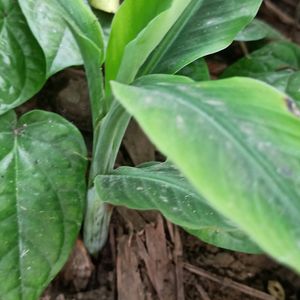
[13,136,23,299]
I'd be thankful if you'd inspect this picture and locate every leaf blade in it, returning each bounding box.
[95,162,260,253]
[111,77,300,272]
[0,1,46,115]
[0,110,87,300]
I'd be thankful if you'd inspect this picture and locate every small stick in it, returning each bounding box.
[239,41,249,57]
[184,263,275,300]
[195,284,211,300]
[264,0,296,26]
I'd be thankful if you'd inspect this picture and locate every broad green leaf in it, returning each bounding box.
[222,42,300,103]
[105,0,192,92]
[235,19,284,41]
[20,0,105,124]
[0,1,46,115]
[140,0,262,75]
[111,77,300,273]
[0,110,87,300]
[90,0,120,13]
[95,162,260,253]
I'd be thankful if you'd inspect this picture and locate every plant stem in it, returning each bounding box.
[84,101,130,254]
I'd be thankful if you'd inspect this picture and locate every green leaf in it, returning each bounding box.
[235,19,284,41]
[19,0,105,125]
[19,0,103,76]
[222,41,300,102]
[0,110,87,300]
[106,0,262,92]
[95,162,260,253]
[111,76,300,273]
[177,58,210,81]
[105,0,191,92]
[0,1,46,115]
[140,0,262,75]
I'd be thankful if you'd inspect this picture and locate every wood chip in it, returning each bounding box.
[123,119,155,165]
[61,240,94,291]
[136,215,176,300]
[117,236,146,300]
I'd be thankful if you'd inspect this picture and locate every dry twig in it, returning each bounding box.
[195,284,211,300]
[264,0,296,26]
[184,263,275,300]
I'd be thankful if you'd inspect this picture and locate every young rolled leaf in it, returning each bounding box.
[222,41,300,103]
[105,0,190,91]
[94,162,260,253]
[89,0,120,13]
[111,76,300,273]
[0,1,46,115]
[0,110,87,300]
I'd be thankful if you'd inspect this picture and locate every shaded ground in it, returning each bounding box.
[33,0,300,299]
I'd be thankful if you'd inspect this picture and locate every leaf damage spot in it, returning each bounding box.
[285,97,300,118]
[13,124,27,136]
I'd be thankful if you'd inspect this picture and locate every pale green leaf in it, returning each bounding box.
[111,76,300,273]
[90,0,120,13]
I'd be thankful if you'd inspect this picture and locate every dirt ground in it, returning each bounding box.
[33,0,300,299]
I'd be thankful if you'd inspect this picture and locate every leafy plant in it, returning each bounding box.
[2,0,300,299]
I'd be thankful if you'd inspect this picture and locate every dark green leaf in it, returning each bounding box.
[19,0,103,76]
[19,0,105,124]
[141,0,263,75]
[0,110,87,300]
[177,58,210,81]
[0,1,46,115]
[95,162,260,253]
[111,76,300,272]
[222,41,300,102]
